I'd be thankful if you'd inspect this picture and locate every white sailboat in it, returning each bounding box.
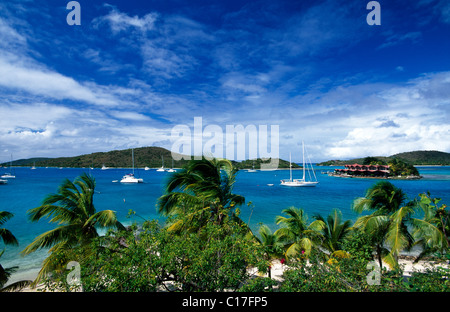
[31,162,36,169]
[120,149,143,183]
[247,160,257,172]
[167,158,176,172]
[1,155,15,179]
[156,155,166,172]
[280,141,318,187]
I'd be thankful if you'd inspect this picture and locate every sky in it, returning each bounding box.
[0,0,449,163]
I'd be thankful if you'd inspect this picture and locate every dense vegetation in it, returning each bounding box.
[318,150,450,166]
[1,146,298,169]
[1,158,449,292]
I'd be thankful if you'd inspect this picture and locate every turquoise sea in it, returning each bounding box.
[1,165,449,284]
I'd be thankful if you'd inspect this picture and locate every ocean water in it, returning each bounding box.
[1,165,449,284]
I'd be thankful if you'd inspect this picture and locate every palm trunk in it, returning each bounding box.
[376,245,383,270]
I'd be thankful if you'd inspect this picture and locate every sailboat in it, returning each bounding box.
[280,141,318,187]
[156,155,166,172]
[167,158,176,172]
[247,160,257,172]
[31,162,36,170]
[120,149,143,183]
[1,155,15,179]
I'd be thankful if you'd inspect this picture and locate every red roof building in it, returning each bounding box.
[334,163,390,177]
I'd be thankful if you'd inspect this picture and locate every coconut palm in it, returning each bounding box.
[410,192,449,260]
[157,157,245,232]
[275,207,325,259]
[352,181,414,269]
[313,209,352,257]
[256,224,284,278]
[22,173,125,285]
[0,251,32,292]
[0,211,32,291]
[0,211,18,247]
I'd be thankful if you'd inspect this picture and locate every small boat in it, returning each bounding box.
[2,154,15,178]
[144,166,150,171]
[247,160,257,172]
[167,159,176,172]
[156,155,166,172]
[1,173,15,179]
[0,179,7,185]
[281,141,318,187]
[120,149,143,183]
[31,162,36,169]
[120,173,143,183]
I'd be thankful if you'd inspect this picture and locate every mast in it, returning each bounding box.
[302,141,306,181]
[132,148,135,175]
[289,152,292,181]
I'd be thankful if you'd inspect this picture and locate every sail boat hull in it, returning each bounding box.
[120,175,143,183]
[280,180,318,187]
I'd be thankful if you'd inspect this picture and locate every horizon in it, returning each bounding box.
[1,0,449,163]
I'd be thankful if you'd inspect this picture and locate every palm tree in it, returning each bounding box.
[275,207,324,259]
[256,224,284,278]
[410,192,449,260]
[0,251,32,292]
[0,211,18,247]
[157,157,245,232]
[22,173,125,285]
[0,211,32,291]
[352,181,414,269]
[313,209,352,257]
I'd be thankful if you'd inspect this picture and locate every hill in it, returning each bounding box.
[391,150,450,165]
[1,146,299,170]
[317,150,450,166]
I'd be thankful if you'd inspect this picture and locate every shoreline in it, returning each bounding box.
[327,173,422,180]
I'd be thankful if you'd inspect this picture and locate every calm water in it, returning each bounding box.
[1,165,449,283]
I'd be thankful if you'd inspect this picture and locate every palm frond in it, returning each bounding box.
[21,224,80,255]
[0,280,33,292]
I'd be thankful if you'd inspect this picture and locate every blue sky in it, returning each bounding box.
[0,0,449,162]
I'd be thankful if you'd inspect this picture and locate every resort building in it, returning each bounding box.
[334,163,390,177]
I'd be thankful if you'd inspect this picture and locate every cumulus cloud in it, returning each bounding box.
[325,72,450,159]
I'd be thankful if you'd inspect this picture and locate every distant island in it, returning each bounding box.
[0,146,300,170]
[318,150,450,179]
[317,150,450,166]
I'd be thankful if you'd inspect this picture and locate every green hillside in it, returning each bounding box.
[392,150,450,165]
[1,146,298,169]
[318,150,450,166]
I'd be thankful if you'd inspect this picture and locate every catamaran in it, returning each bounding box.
[120,149,143,183]
[280,141,318,187]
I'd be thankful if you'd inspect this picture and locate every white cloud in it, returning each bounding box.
[94,8,158,34]
[325,72,450,159]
